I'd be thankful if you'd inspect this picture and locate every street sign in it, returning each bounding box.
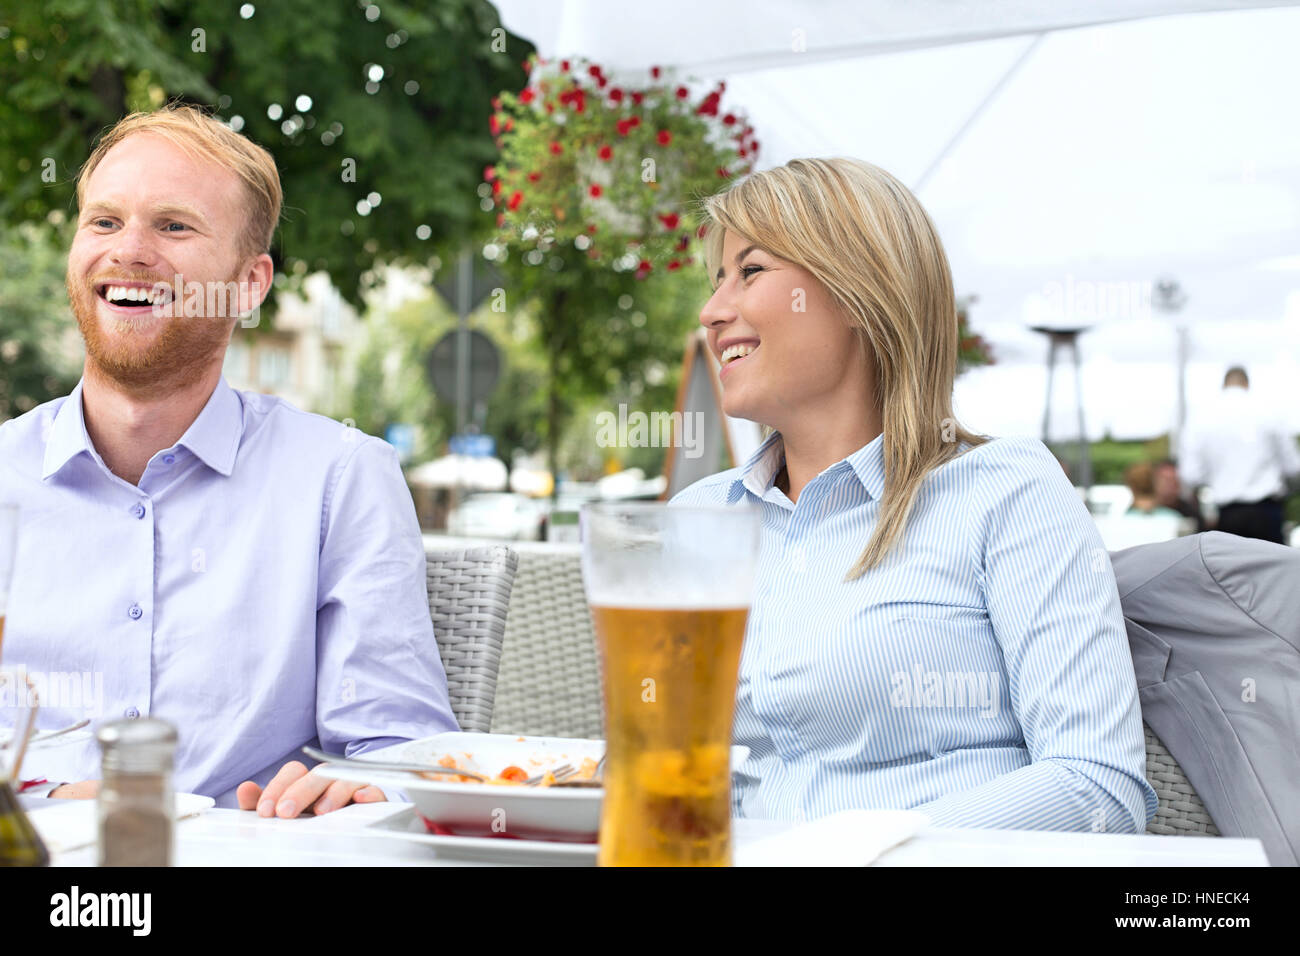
[427,329,501,405]
[384,424,417,463]
[449,433,496,457]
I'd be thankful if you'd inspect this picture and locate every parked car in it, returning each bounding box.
[446,493,547,541]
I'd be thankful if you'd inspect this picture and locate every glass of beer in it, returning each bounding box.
[581,501,759,866]
[0,504,17,662]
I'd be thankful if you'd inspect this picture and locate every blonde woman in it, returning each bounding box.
[672,158,1157,832]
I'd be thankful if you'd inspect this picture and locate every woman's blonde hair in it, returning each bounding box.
[701,157,988,579]
[76,103,282,261]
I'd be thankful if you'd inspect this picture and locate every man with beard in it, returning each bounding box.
[0,105,457,815]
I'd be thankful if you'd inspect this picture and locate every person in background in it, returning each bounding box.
[1124,461,1182,517]
[1153,458,1205,531]
[1180,366,1300,544]
[0,105,457,814]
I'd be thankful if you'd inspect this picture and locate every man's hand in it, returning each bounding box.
[236,760,386,818]
[50,781,100,799]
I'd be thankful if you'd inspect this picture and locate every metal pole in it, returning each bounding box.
[455,250,471,435]
[1071,335,1092,490]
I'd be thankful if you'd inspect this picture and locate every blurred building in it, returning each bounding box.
[222,273,359,412]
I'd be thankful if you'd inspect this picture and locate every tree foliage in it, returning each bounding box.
[0,0,532,312]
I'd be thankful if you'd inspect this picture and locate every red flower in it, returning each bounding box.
[589,184,603,198]
[722,113,736,125]
[696,92,720,117]
[544,103,554,114]
[520,88,536,104]
[598,145,613,161]
[491,97,501,110]
[651,65,661,79]
[616,118,634,136]
[675,86,688,99]
[717,166,731,178]
[483,165,496,181]
[656,129,672,146]
[609,88,623,103]
[635,259,653,279]
[667,260,682,271]
[527,171,541,182]
[492,179,502,196]
[496,213,505,227]
[508,191,523,211]
[658,212,680,230]
[631,91,644,106]
[629,115,641,128]
[560,59,570,72]
[489,114,500,134]
[504,118,514,132]
[588,65,602,77]
[549,141,563,155]
[676,234,689,251]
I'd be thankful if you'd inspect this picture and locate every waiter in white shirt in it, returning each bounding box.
[1179,367,1300,544]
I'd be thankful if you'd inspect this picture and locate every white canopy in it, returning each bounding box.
[406,455,508,490]
[494,1,1300,441]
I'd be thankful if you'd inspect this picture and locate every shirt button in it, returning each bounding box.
[163,454,176,465]
[132,502,146,519]
[124,707,140,719]
[128,603,143,620]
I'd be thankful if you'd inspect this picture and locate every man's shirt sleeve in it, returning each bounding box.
[314,435,459,761]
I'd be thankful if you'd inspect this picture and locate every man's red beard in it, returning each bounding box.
[66,268,236,397]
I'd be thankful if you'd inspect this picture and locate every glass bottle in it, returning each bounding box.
[0,668,49,867]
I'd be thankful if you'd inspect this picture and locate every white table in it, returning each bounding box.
[48,802,1269,866]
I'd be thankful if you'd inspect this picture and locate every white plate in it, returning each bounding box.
[313,732,750,843]
[365,805,597,865]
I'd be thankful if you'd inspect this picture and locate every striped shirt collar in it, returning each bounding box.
[730,429,886,503]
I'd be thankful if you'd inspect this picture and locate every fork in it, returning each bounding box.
[301,745,489,781]
[525,763,579,786]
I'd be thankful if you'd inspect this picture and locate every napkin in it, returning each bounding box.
[734,809,930,866]
[28,792,215,854]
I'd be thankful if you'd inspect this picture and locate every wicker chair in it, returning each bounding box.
[1143,722,1220,837]
[488,543,604,739]
[424,545,519,733]
[456,539,1223,839]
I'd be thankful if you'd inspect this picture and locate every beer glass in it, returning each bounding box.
[0,504,16,662]
[580,502,759,866]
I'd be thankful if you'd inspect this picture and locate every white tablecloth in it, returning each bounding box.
[44,802,1269,866]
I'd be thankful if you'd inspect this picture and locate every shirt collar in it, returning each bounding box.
[727,429,887,502]
[41,379,94,480]
[42,376,243,481]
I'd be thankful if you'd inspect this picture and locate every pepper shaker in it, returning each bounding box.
[96,717,177,867]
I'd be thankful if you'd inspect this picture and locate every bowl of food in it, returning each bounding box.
[312,732,748,843]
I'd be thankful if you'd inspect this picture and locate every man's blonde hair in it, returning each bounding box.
[701,157,988,579]
[75,103,282,261]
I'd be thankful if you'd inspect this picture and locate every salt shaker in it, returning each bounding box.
[96,717,177,867]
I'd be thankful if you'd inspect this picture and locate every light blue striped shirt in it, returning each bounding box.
[672,430,1159,833]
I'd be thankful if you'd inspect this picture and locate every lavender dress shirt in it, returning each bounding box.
[0,377,457,806]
